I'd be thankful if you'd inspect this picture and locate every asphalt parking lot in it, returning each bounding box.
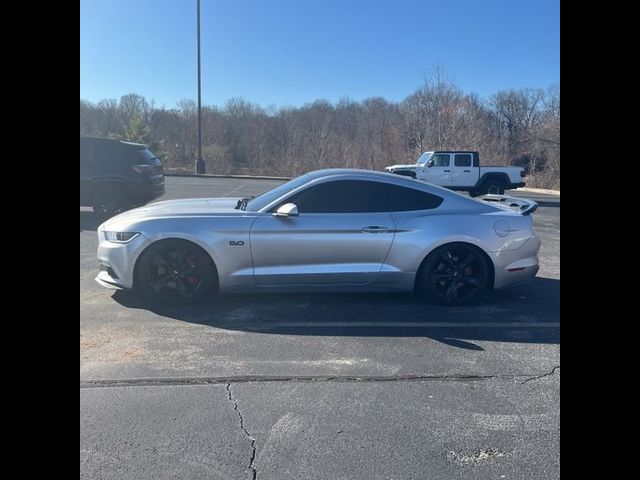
[80,176,560,479]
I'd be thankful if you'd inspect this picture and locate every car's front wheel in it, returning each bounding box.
[417,243,490,305]
[136,239,217,304]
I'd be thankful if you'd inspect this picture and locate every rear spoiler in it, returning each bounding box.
[476,194,538,216]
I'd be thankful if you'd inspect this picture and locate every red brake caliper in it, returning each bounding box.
[186,254,198,285]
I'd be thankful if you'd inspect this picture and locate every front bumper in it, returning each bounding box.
[95,270,126,290]
[95,232,151,290]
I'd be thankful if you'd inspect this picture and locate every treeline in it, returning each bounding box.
[80,74,559,188]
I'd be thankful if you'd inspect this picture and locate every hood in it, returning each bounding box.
[385,164,418,171]
[99,197,245,230]
[137,197,242,214]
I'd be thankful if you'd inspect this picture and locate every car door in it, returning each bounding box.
[450,153,477,186]
[249,180,395,286]
[423,153,452,185]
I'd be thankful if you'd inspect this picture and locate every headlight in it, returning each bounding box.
[104,231,140,243]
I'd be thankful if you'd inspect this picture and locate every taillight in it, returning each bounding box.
[132,164,152,174]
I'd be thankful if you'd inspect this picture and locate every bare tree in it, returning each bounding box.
[80,78,560,188]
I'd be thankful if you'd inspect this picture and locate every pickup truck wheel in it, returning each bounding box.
[417,243,490,306]
[482,179,505,195]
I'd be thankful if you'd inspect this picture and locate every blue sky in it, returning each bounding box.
[80,0,559,108]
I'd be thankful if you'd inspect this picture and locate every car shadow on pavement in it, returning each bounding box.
[112,277,559,351]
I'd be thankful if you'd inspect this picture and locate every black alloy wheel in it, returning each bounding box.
[137,240,216,304]
[419,243,490,305]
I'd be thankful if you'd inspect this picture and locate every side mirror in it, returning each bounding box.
[273,203,299,217]
[426,159,434,168]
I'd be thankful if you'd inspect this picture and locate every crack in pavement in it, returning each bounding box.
[79,369,560,388]
[518,365,560,384]
[226,382,257,480]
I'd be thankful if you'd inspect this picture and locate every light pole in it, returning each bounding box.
[195,0,205,174]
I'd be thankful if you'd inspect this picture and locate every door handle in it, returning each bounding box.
[443,170,451,172]
[463,170,471,172]
[361,226,389,233]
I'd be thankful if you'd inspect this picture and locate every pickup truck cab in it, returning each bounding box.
[384,151,525,195]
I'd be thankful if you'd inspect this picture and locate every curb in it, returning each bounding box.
[164,173,291,181]
[516,187,560,196]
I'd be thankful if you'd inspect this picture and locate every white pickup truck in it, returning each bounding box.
[384,151,526,195]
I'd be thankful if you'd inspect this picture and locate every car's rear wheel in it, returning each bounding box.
[136,239,217,304]
[417,243,490,305]
[93,185,130,216]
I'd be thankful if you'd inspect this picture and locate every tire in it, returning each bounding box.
[417,243,490,306]
[93,185,131,216]
[136,239,217,305]
[481,178,505,195]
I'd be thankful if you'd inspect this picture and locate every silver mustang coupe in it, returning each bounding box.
[96,169,540,305]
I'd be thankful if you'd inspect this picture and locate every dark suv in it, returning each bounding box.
[80,137,165,215]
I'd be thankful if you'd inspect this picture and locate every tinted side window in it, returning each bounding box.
[287,181,372,213]
[431,154,450,167]
[454,154,472,167]
[284,180,443,213]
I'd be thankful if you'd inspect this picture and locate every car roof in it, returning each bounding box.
[432,150,478,154]
[306,168,434,188]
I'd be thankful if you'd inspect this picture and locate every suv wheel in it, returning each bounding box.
[93,185,130,216]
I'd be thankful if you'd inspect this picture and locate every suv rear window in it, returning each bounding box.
[124,147,160,166]
[133,148,156,162]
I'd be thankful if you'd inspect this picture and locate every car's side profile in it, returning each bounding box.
[96,169,540,305]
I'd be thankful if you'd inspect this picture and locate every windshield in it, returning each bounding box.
[416,152,434,165]
[245,174,311,211]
